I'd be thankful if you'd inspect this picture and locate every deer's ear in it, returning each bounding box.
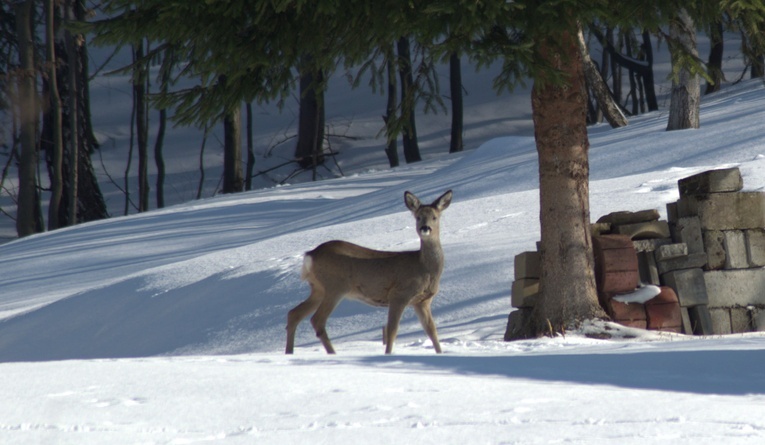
[404,191,421,212]
[433,190,452,211]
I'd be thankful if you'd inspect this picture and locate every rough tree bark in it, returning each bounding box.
[667,8,700,131]
[514,28,606,338]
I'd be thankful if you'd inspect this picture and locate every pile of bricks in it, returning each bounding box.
[506,167,765,337]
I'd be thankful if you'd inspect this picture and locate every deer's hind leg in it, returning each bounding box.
[286,284,323,354]
[309,287,345,354]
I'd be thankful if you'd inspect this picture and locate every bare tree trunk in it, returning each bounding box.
[14,0,40,237]
[65,4,79,225]
[705,20,724,95]
[383,45,399,168]
[295,62,326,170]
[154,48,173,208]
[449,52,464,153]
[133,41,149,211]
[667,9,700,131]
[222,105,243,194]
[515,28,606,339]
[245,102,255,191]
[397,37,421,164]
[576,28,627,128]
[45,0,63,230]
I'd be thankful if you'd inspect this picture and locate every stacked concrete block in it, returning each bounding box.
[668,167,765,334]
[511,251,540,309]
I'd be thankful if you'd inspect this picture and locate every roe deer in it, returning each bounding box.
[286,190,452,354]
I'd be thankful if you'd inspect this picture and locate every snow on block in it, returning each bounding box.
[593,235,639,295]
[678,167,743,196]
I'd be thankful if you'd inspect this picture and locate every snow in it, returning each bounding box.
[2,37,765,444]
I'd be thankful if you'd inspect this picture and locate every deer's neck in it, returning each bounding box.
[419,237,444,273]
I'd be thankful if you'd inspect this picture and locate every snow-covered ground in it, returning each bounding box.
[2,33,765,444]
[2,77,765,443]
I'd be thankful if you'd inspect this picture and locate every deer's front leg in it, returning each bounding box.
[384,300,408,354]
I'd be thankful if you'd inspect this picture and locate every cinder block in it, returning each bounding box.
[633,238,672,253]
[723,230,749,269]
[655,243,688,261]
[667,201,679,224]
[590,222,611,237]
[645,287,683,332]
[656,253,707,275]
[637,251,660,285]
[597,209,660,225]
[514,251,541,279]
[681,307,693,334]
[677,192,765,230]
[661,269,709,307]
[613,221,671,240]
[670,217,704,254]
[709,308,732,335]
[703,230,726,270]
[688,305,714,335]
[511,279,539,308]
[704,269,765,307]
[753,308,765,332]
[745,229,765,267]
[730,308,753,333]
[678,167,743,196]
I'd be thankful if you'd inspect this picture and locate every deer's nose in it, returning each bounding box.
[419,225,432,235]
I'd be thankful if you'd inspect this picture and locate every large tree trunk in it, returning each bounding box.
[576,28,627,128]
[397,37,422,164]
[520,29,606,338]
[14,0,40,238]
[449,52,464,153]
[222,105,243,194]
[667,9,700,131]
[45,0,64,231]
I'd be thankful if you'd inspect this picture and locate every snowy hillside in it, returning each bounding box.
[1,74,765,443]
